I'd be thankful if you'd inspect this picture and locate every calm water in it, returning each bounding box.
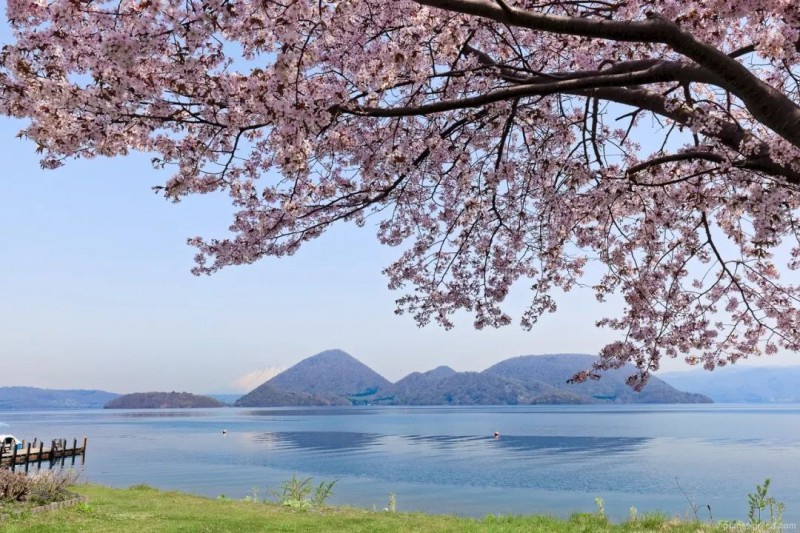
[2,405,799,523]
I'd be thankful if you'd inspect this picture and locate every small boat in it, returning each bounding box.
[0,434,22,452]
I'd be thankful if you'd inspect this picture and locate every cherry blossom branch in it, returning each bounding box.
[347,63,716,117]
[626,151,725,175]
[415,0,800,149]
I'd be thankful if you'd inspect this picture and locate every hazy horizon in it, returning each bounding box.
[2,346,799,395]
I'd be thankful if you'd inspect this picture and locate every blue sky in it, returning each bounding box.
[0,120,632,393]
[0,119,632,392]
[1,10,796,394]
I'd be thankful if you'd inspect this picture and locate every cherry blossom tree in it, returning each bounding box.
[2,0,800,388]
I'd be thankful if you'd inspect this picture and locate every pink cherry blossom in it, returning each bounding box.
[2,0,800,389]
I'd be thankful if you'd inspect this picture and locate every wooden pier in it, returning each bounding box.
[0,437,87,470]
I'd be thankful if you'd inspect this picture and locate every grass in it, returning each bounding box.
[0,484,736,532]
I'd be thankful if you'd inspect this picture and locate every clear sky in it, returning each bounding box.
[0,122,628,393]
[1,10,796,395]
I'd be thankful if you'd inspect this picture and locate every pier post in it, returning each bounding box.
[24,442,32,472]
[38,441,44,467]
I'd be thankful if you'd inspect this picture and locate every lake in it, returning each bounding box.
[2,405,799,524]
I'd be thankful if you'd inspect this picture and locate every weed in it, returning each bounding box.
[638,511,668,529]
[28,468,81,503]
[312,480,336,507]
[271,474,335,509]
[387,492,397,513]
[242,486,260,503]
[747,478,785,527]
[594,496,605,520]
[1,467,79,504]
[75,501,93,514]
[0,470,31,502]
[273,474,312,506]
[675,476,712,521]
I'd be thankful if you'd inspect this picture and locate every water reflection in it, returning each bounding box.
[254,431,649,456]
[254,431,381,451]
[245,409,374,417]
[405,434,485,448]
[495,434,649,454]
[404,433,648,455]
[110,411,211,419]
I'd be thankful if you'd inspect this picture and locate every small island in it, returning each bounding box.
[104,392,226,409]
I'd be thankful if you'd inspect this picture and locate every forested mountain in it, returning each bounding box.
[234,384,351,407]
[104,392,226,409]
[484,354,713,404]
[374,371,560,405]
[659,367,800,403]
[262,349,391,397]
[237,351,711,406]
[0,387,119,410]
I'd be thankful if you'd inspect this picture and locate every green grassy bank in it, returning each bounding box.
[0,484,743,532]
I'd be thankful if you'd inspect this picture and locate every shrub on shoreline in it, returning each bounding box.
[1,467,80,511]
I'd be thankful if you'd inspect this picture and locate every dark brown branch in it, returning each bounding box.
[346,63,717,117]
[575,87,800,184]
[414,0,800,149]
[626,151,725,175]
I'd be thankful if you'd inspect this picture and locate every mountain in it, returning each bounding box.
[375,366,459,402]
[261,349,391,397]
[659,366,800,403]
[484,354,712,403]
[423,365,458,380]
[235,384,351,407]
[483,354,712,404]
[376,370,561,405]
[104,392,226,409]
[234,349,391,407]
[0,387,120,410]
[238,351,709,406]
